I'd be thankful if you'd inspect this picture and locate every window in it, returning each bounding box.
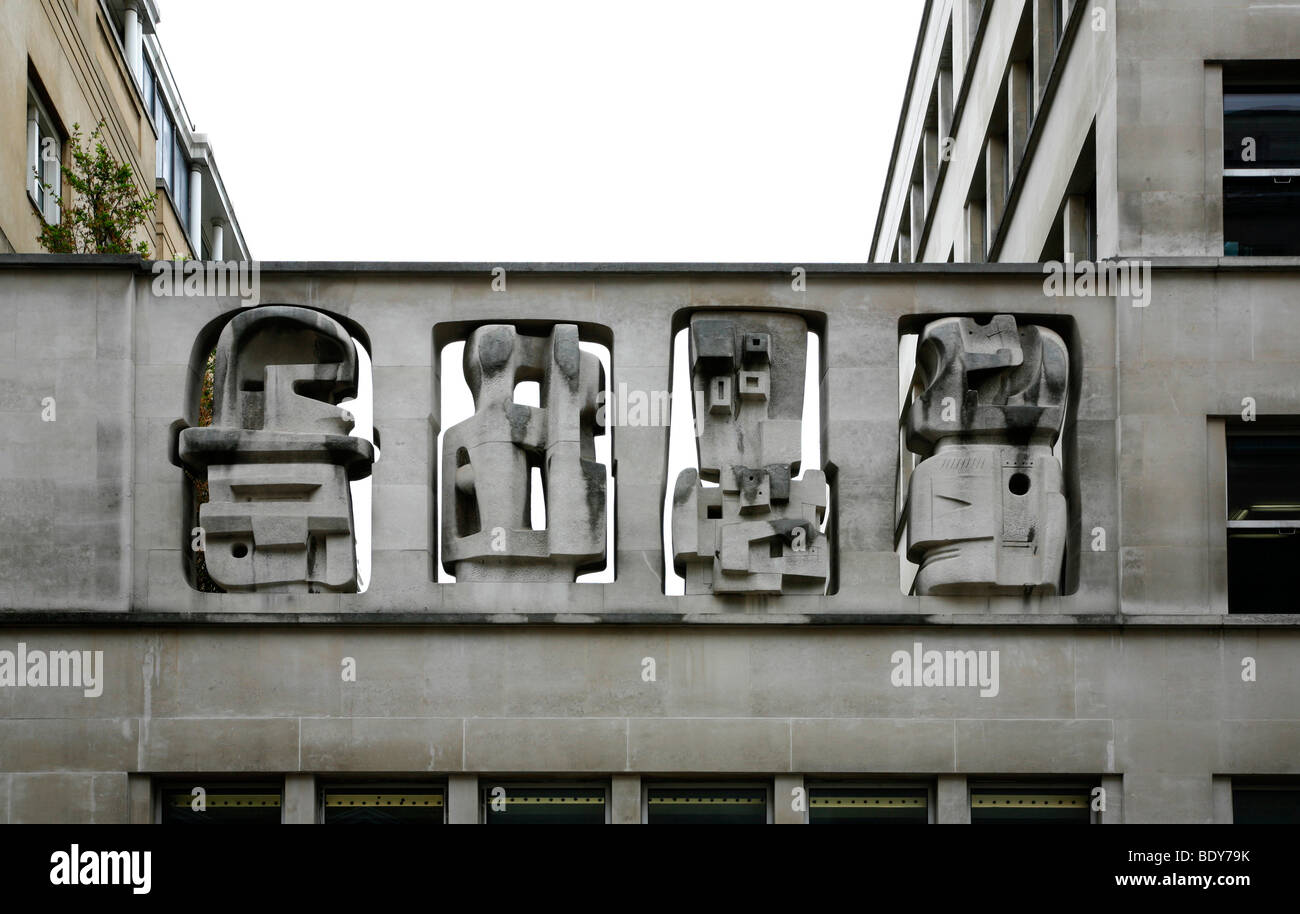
[808,785,930,824]
[1223,69,1300,256]
[147,55,191,233]
[1232,784,1300,824]
[481,784,607,824]
[644,784,769,824]
[26,87,62,224]
[159,783,282,824]
[321,785,445,824]
[1225,426,1300,613]
[970,785,1094,824]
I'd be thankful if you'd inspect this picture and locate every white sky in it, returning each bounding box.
[157,0,925,262]
[161,0,925,591]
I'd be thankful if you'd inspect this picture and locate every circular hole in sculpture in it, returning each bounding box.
[1008,472,1031,496]
[231,543,249,558]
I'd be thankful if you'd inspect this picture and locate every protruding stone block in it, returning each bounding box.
[904,314,1069,594]
[441,324,606,582]
[671,312,829,595]
[178,306,374,593]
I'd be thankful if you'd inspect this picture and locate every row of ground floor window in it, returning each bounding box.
[150,778,1300,825]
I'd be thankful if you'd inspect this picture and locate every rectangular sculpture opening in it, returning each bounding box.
[435,324,612,584]
[896,313,1080,597]
[664,311,831,597]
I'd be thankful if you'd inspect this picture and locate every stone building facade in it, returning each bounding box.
[0,256,1296,823]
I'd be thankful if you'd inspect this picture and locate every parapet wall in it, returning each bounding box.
[1,256,1297,824]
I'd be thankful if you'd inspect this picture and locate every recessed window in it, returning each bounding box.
[146,55,191,233]
[1226,427,1300,612]
[808,786,930,824]
[1223,70,1300,256]
[970,785,1094,824]
[1232,784,1300,824]
[645,785,769,825]
[481,784,607,824]
[26,86,62,224]
[321,785,445,824]
[160,783,282,824]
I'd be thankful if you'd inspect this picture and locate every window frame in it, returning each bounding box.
[317,780,448,825]
[478,779,610,825]
[641,780,773,825]
[804,779,935,825]
[1217,419,1300,613]
[26,88,63,225]
[154,779,284,824]
[967,779,1100,824]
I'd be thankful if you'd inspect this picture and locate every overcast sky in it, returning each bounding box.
[157,0,924,263]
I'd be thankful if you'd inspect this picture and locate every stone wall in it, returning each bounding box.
[0,256,1297,823]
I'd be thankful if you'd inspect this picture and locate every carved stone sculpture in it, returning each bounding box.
[672,312,829,595]
[904,314,1068,595]
[178,307,374,592]
[441,324,606,582]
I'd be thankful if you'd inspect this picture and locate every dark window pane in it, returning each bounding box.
[1227,434,1300,520]
[646,787,766,824]
[809,787,928,824]
[322,788,444,824]
[1227,535,1300,612]
[1233,788,1300,824]
[1226,432,1300,613]
[161,787,281,824]
[970,787,1091,824]
[1225,91,1300,168]
[1224,176,1300,256]
[483,786,605,824]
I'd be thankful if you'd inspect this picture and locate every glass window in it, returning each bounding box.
[645,785,768,825]
[27,89,61,223]
[160,784,282,824]
[1225,91,1300,169]
[142,59,156,117]
[970,786,1093,824]
[174,135,189,230]
[158,107,171,188]
[1223,81,1300,256]
[482,785,606,824]
[809,786,929,824]
[1233,786,1300,824]
[322,786,445,824]
[1225,428,1300,612]
[1223,176,1300,256]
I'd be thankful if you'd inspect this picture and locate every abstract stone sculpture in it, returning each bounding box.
[178,306,374,592]
[904,314,1068,595]
[441,324,606,582]
[671,312,829,595]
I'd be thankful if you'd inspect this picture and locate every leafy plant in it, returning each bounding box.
[190,348,222,592]
[36,120,155,256]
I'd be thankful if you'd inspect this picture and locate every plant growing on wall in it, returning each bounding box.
[35,120,156,256]
[189,348,222,592]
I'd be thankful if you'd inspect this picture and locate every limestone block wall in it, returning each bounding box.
[0,256,1297,823]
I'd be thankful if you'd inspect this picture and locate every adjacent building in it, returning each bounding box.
[2,0,248,259]
[872,0,1300,262]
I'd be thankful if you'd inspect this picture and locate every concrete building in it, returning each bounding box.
[2,0,248,260]
[0,0,1297,826]
[872,0,1300,262]
[0,255,1297,824]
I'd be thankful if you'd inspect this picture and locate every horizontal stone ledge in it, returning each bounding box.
[4,253,1299,274]
[0,611,1297,628]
